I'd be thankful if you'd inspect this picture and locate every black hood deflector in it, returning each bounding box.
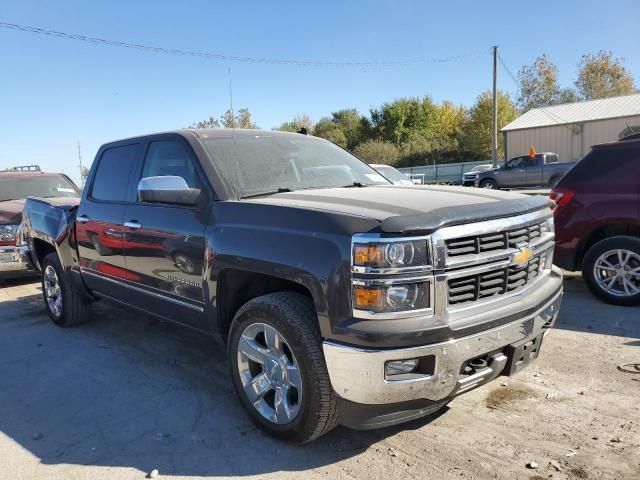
[380,195,553,235]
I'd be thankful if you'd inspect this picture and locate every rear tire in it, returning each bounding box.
[41,253,91,326]
[480,179,497,189]
[581,236,640,306]
[549,175,561,187]
[228,292,339,443]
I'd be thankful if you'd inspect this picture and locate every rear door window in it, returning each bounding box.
[564,148,638,185]
[90,144,139,202]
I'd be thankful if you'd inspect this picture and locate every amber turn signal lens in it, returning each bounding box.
[353,245,385,265]
[353,286,385,309]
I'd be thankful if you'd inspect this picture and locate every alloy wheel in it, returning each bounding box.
[593,249,640,297]
[44,265,63,317]
[236,322,303,425]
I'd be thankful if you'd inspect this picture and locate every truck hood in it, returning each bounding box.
[245,185,553,234]
[1,197,81,225]
[0,199,25,225]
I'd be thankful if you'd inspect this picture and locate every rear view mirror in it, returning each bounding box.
[138,176,201,206]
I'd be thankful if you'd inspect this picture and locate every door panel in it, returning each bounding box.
[76,143,139,293]
[524,156,542,186]
[500,157,526,187]
[121,138,211,330]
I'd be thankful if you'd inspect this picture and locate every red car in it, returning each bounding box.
[550,135,640,306]
[0,168,80,279]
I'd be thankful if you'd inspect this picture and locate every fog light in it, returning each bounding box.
[385,359,419,376]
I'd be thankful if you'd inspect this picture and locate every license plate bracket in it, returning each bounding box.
[504,333,544,376]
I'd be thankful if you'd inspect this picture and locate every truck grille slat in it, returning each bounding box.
[446,220,546,258]
[448,254,542,306]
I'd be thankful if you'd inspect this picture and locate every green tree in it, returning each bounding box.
[370,97,438,145]
[311,109,367,150]
[188,116,221,129]
[432,100,466,148]
[460,90,519,159]
[313,118,348,148]
[517,54,563,111]
[556,87,580,104]
[575,51,635,100]
[221,108,257,129]
[189,108,257,129]
[275,114,314,132]
[353,140,400,165]
[330,109,365,150]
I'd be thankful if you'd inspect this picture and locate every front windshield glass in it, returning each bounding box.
[200,133,391,198]
[373,165,413,185]
[0,175,79,202]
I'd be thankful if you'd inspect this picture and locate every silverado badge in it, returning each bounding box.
[513,246,534,267]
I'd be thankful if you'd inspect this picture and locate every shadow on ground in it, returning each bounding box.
[555,274,640,339]
[0,289,446,477]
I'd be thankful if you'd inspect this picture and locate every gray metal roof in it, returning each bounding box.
[502,93,640,131]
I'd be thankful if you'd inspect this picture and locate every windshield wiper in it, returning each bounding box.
[240,187,294,199]
[340,181,367,188]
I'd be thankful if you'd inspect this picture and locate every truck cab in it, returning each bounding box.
[20,129,563,442]
[474,152,572,190]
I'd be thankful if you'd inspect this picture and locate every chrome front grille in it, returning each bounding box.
[448,254,542,306]
[445,221,543,258]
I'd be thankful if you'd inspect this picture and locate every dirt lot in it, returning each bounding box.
[0,274,638,480]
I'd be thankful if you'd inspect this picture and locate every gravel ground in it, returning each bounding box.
[0,273,638,480]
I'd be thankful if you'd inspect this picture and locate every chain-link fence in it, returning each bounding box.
[399,160,502,185]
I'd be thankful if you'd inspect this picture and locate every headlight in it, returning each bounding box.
[540,216,555,235]
[353,239,429,271]
[0,225,18,242]
[353,280,430,313]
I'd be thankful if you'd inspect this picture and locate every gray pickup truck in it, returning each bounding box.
[468,153,575,189]
[20,129,563,442]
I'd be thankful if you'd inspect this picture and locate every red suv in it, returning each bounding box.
[550,136,640,306]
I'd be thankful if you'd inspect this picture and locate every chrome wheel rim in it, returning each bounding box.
[174,253,195,274]
[482,182,494,189]
[44,265,63,317]
[594,249,640,297]
[236,323,303,425]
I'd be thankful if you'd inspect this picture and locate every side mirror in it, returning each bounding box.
[138,176,201,206]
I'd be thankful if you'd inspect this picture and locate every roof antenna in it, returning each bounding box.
[228,67,241,196]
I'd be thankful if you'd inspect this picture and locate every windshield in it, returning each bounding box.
[0,175,79,202]
[373,165,413,185]
[200,133,391,198]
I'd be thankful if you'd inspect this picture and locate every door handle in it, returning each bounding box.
[77,215,90,224]
[124,221,142,230]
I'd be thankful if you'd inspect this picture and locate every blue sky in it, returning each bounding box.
[1,0,639,183]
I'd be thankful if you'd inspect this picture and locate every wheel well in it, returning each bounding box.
[575,224,640,269]
[32,238,56,269]
[216,269,314,340]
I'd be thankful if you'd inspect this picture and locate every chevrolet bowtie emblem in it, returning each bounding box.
[513,246,534,267]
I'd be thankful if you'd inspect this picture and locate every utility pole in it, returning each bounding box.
[77,141,84,188]
[492,45,498,167]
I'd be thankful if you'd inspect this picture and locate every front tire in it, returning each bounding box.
[480,179,497,189]
[41,253,91,326]
[582,236,640,306]
[228,292,339,443]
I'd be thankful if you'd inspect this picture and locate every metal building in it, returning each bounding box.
[501,93,640,162]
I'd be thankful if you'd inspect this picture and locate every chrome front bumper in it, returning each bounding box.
[0,245,32,273]
[323,273,562,405]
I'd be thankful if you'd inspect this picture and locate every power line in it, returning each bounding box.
[0,21,488,68]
